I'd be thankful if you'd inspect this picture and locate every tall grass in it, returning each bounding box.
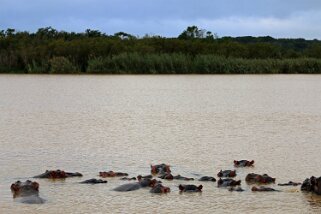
[87,53,321,74]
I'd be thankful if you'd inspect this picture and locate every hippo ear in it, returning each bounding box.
[198,185,203,190]
[179,185,184,191]
[151,165,157,174]
[234,160,238,165]
[165,165,171,173]
[32,182,39,190]
[164,187,170,193]
[10,184,19,192]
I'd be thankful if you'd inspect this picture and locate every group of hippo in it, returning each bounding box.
[10,160,321,204]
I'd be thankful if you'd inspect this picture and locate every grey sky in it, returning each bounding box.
[1,0,321,39]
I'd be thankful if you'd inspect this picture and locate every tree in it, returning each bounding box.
[85,29,104,38]
[114,32,135,40]
[36,27,58,38]
[178,26,217,40]
[5,28,15,37]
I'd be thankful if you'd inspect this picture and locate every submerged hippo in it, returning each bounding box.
[217,170,237,178]
[151,164,171,175]
[150,184,171,194]
[173,175,194,181]
[217,178,241,187]
[234,160,255,167]
[113,177,157,192]
[278,181,301,186]
[301,176,321,195]
[228,187,244,192]
[10,180,45,204]
[120,177,137,181]
[80,179,107,184]
[179,184,203,192]
[34,170,82,179]
[252,186,279,192]
[245,173,276,184]
[159,174,194,181]
[99,171,128,178]
[199,176,216,182]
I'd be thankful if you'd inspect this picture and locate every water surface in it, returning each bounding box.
[1,75,321,213]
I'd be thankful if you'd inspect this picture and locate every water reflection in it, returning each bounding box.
[303,192,321,209]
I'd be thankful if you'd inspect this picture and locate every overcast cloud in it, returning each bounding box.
[0,0,320,39]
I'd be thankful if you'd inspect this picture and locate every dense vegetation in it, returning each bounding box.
[1,26,321,74]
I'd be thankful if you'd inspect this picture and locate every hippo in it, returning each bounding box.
[151,164,171,175]
[99,171,128,178]
[158,173,174,180]
[278,181,301,186]
[245,173,275,184]
[120,177,137,181]
[301,176,321,195]
[217,170,237,178]
[179,184,203,192]
[80,179,107,184]
[137,176,161,186]
[228,187,245,192]
[139,175,153,179]
[234,160,255,167]
[173,175,194,181]
[159,174,194,181]
[252,186,280,192]
[34,170,82,179]
[10,180,45,204]
[217,178,241,187]
[113,177,157,192]
[199,176,216,182]
[150,184,171,194]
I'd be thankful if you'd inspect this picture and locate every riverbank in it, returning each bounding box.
[2,27,321,74]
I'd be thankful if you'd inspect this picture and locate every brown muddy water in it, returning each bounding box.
[0,75,321,214]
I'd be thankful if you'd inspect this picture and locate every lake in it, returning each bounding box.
[1,75,321,213]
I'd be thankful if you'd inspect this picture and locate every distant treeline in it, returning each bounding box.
[1,26,321,74]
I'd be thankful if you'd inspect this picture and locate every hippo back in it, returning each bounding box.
[113,183,141,192]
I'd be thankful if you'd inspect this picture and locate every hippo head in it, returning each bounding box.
[151,164,171,175]
[179,184,203,192]
[149,179,157,187]
[251,186,259,191]
[11,180,39,198]
[233,160,238,165]
[157,184,171,193]
[137,176,158,187]
[249,160,255,165]
[47,170,67,179]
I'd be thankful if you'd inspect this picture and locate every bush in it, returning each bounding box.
[49,57,79,74]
